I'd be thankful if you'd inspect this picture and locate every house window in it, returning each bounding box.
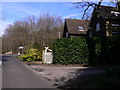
[112,24,120,27]
[96,23,101,31]
[111,11,120,16]
[78,26,84,31]
[66,32,69,37]
[89,31,92,37]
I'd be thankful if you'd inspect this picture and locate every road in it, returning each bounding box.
[2,55,53,88]
[0,54,2,90]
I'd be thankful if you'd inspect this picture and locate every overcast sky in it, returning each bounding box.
[0,0,116,36]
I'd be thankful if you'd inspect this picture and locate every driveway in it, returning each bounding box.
[2,55,53,88]
[29,64,105,87]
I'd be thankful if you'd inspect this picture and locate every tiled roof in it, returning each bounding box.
[65,19,89,34]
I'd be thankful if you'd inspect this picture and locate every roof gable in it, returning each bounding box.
[65,19,89,34]
[99,6,120,18]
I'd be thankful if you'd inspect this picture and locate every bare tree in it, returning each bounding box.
[36,14,63,48]
[73,0,119,19]
[2,14,63,53]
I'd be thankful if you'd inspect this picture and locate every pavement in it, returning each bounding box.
[1,54,105,88]
[0,62,2,90]
[2,54,53,88]
[0,54,2,90]
[29,64,105,87]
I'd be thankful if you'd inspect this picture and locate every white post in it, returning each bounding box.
[44,47,49,63]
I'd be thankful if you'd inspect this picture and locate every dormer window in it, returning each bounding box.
[78,26,84,31]
[96,23,101,31]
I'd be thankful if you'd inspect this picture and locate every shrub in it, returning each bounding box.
[22,49,42,62]
[106,36,120,64]
[53,37,89,65]
[53,36,120,65]
[93,36,120,64]
[33,43,40,50]
[93,36,107,64]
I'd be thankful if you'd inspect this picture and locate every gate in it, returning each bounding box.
[42,47,53,64]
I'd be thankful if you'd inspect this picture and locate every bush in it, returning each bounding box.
[33,43,40,50]
[53,36,120,65]
[92,36,107,64]
[53,37,89,65]
[22,49,42,62]
[106,36,120,64]
[93,36,120,64]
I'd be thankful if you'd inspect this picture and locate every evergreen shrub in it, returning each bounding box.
[53,37,89,65]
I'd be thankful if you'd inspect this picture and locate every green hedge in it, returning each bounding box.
[107,36,120,64]
[53,36,120,65]
[53,37,89,65]
[93,36,120,64]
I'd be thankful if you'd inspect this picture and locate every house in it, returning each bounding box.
[63,19,90,37]
[88,6,120,37]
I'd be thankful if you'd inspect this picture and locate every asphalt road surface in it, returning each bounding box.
[0,55,2,90]
[2,55,53,88]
